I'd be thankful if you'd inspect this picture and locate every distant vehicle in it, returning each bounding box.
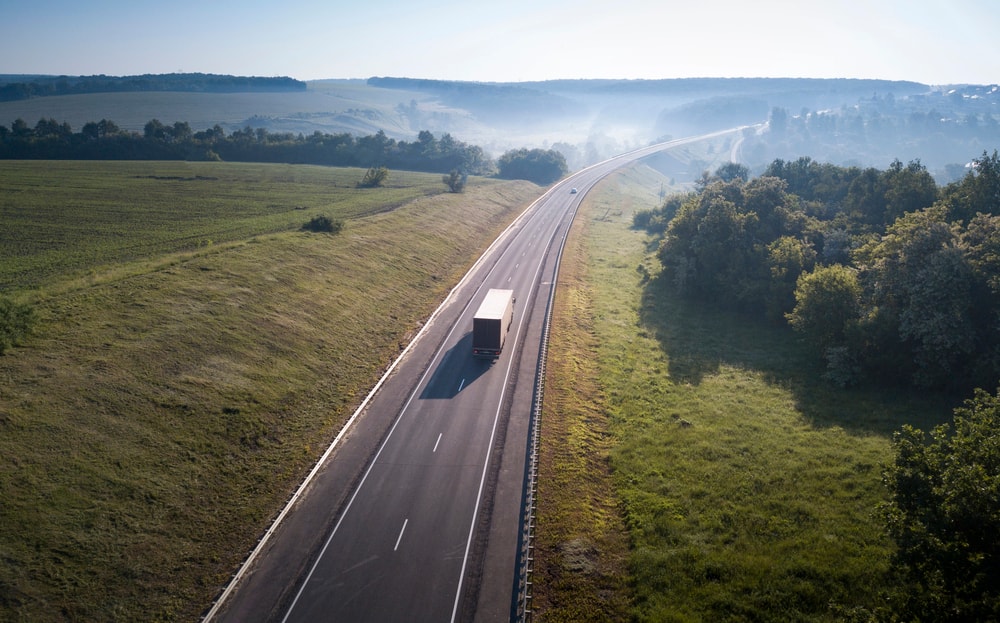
[570,187,578,194]
[472,289,514,359]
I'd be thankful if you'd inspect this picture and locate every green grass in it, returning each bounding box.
[0,160,450,291]
[535,163,955,622]
[0,160,542,621]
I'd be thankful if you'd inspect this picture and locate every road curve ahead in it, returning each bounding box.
[206,128,746,623]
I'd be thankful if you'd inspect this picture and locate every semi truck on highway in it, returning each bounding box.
[472,288,514,359]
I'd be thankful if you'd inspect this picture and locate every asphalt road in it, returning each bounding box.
[206,129,745,623]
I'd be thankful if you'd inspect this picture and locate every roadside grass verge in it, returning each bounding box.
[536,164,953,621]
[0,161,541,621]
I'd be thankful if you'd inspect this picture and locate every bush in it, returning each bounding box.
[443,169,467,193]
[301,215,343,234]
[0,297,36,354]
[357,165,389,188]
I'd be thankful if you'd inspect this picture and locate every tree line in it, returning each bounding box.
[0,118,494,175]
[0,117,569,185]
[639,151,1000,394]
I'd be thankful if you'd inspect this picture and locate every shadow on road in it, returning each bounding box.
[419,332,493,399]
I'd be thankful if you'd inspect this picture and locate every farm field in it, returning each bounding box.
[532,164,954,622]
[0,160,541,621]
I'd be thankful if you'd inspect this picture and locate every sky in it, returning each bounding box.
[3,0,998,85]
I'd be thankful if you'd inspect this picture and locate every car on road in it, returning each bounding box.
[570,187,578,194]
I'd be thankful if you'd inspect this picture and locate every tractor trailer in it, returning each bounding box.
[472,288,514,359]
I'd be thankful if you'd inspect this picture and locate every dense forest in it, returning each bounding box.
[637,151,1000,394]
[0,73,305,102]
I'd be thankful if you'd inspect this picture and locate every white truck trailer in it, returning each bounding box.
[472,288,514,359]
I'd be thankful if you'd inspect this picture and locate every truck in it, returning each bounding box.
[472,288,515,359]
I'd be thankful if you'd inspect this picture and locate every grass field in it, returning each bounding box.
[0,161,452,291]
[0,161,541,621]
[533,164,955,622]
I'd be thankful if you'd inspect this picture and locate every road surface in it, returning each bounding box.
[206,129,744,623]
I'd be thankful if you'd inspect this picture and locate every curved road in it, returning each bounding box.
[206,128,744,623]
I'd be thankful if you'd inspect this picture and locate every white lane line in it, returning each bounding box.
[394,519,408,551]
[433,433,442,453]
[458,378,466,392]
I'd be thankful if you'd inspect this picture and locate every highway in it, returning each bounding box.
[206,128,744,623]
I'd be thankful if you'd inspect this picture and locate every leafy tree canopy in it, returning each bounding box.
[881,387,1000,621]
[644,152,1000,393]
[496,148,568,185]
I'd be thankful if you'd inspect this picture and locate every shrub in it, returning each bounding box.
[357,165,389,188]
[442,169,467,193]
[0,297,36,354]
[301,215,343,234]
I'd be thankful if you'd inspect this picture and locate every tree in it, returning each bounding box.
[786,264,861,351]
[416,129,437,156]
[442,169,467,193]
[10,118,32,138]
[144,118,168,140]
[714,161,749,183]
[882,159,938,224]
[765,235,816,322]
[768,106,788,137]
[171,121,192,142]
[82,121,100,140]
[34,117,71,138]
[496,148,568,185]
[942,150,1000,222]
[666,181,761,306]
[855,207,975,389]
[97,119,120,138]
[881,388,1000,621]
[845,167,887,228]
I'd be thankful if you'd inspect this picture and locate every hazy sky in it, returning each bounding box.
[4,0,998,85]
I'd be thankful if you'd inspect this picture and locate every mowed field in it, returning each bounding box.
[532,165,954,622]
[0,161,541,621]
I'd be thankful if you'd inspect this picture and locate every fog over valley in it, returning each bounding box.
[2,75,996,184]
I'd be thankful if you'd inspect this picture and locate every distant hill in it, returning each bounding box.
[0,73,306,102]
